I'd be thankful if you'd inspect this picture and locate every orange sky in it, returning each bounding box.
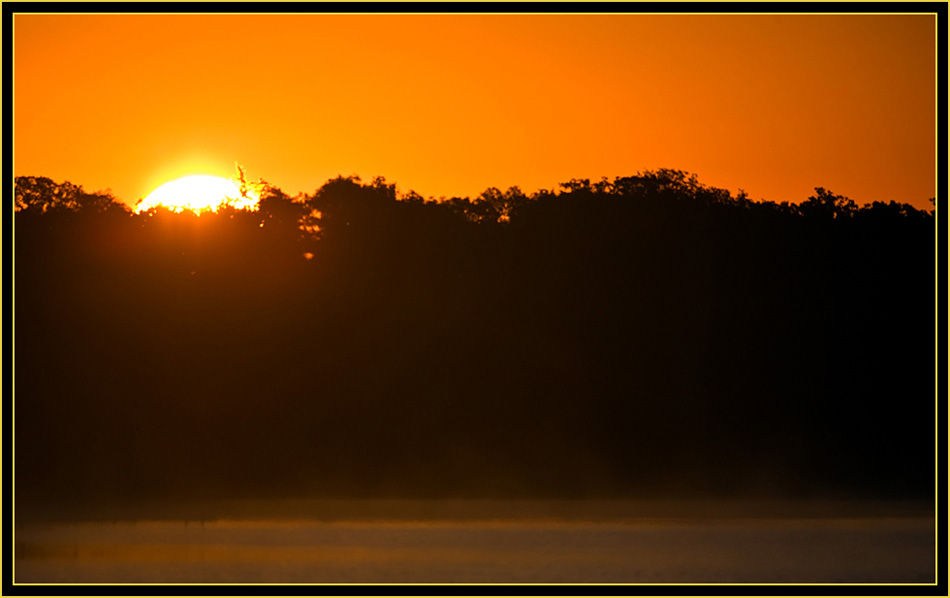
[14,13,937,210]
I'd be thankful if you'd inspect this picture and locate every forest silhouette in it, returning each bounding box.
[14,170,935,518]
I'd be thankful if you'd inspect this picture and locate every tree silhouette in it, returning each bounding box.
[799,187,858,220]
[15,175,128,215]
[14,171,935,517]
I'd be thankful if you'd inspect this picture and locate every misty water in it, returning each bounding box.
[15,499,935,584]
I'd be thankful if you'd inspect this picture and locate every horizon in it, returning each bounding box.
[11,169,939,216]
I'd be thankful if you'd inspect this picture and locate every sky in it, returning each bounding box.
[13,12,937,211]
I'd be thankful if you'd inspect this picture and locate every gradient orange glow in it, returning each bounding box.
[13,13,937,210]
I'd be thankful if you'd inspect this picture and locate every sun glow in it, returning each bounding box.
[135,175,259,214]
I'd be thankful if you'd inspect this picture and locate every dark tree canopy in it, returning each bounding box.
[15,175,128,215]
[15,170,935,518]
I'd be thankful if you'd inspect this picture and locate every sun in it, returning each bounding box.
[135,175,259,214]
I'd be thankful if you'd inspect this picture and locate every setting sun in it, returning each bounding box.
[135,175,259,214]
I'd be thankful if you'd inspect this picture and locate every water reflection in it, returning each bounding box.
[15,499,936,584]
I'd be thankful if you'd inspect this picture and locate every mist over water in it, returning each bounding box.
[16,499,934,584]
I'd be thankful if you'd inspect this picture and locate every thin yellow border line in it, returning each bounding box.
[10,12,15,588]
[936,6,942,587]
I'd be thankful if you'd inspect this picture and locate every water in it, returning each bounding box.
[14,499,936,584]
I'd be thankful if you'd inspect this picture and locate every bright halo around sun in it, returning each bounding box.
[135,175,259,214]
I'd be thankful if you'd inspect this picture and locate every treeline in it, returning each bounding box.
[14,170,935,514]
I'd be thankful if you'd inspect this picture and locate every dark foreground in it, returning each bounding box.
[15,499,935,584]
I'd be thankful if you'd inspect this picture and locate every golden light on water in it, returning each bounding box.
[135,175,259,214]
